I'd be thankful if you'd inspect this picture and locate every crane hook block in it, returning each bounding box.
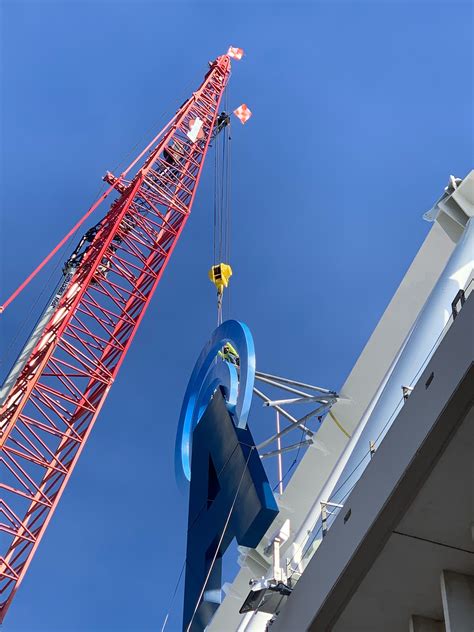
[209,263,232,294]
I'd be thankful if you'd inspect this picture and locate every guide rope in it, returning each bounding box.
[160,441,255,632]
[185,447,254,632]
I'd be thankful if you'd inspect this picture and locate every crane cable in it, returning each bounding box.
[210,88,233,326]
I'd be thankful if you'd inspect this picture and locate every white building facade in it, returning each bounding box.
[207,171,474,632]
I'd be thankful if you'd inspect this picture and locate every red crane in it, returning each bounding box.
[0,50,234,621]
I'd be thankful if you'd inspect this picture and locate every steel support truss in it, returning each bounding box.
[251,371,340,493]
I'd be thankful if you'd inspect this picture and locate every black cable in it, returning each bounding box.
[185,447,255,632]
[213,132,218,265]
[272,427,306,493]
[272,459,297,493]
[392,530,474,555]
[160,559,186,632]
[160,440,253,632]
[219,127,226,263]
[227,124,232,317]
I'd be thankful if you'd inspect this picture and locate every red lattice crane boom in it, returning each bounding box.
[0,52,232,621]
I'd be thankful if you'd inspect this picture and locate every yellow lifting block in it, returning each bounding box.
[208,263,233,294]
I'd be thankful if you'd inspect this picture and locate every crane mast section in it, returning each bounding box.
[0,55,230,620]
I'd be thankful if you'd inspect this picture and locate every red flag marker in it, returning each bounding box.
[227,46,244,60]
[233,104,252,124]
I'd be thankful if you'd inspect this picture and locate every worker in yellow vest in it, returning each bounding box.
[218,342,239,366]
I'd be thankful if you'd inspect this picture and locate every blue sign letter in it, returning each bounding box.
[182,388,279,631]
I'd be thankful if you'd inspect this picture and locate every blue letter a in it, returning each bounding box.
[182,388,279,631]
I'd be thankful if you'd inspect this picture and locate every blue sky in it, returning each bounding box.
[0,1,472,630]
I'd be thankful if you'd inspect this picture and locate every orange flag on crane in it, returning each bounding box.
[227,46,244,60]
[233,104,252,125]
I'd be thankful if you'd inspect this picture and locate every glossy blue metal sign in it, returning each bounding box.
[175,320,256,484]
[182,389,279,632]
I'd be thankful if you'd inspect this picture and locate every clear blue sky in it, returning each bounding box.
[0,1,472,630]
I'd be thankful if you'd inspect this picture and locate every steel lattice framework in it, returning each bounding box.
[0,53,231,621]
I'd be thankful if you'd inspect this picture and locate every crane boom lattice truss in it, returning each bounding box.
[0,53,231,621]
